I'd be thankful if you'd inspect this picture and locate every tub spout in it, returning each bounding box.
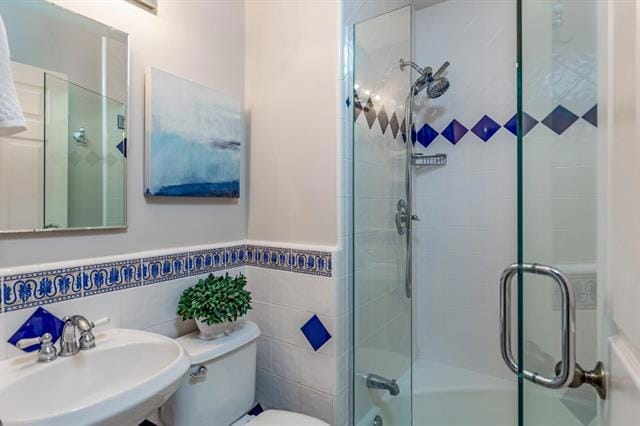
[366,373,400,396]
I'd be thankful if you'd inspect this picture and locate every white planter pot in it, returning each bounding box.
[195,319,234,340]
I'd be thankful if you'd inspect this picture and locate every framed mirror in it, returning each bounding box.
[0,0,129,233]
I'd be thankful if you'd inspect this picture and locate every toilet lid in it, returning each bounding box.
[247,410,329,426]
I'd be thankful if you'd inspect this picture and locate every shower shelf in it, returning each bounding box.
[412,153,447,167]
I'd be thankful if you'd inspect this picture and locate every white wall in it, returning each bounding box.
[0,0,246,268]
[245,0,339,247]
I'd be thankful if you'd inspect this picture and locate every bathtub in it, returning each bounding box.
[358,359,596,426]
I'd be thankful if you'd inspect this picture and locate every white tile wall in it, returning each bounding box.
[0,241,347,425]
[248,266,349,426]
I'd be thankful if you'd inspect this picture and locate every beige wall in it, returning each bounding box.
[245,0,339,246]
[0,0,246,267]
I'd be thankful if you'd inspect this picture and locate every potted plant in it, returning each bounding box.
[177,272,252,340]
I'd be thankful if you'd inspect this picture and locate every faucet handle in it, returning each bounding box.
[78,316,110,350]
[16,332,58,363]
[16,332,51,349]
[91,317,110,328]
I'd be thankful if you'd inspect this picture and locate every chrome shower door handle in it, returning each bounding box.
[499,263,576,389]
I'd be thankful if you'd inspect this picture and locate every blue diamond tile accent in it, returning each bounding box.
[389,112,400,139]
[363,98,377,129]
[471,115,501,142]
[354,95,362,122]
[116,138,127,158]
[300,314,332,351]
[542,105,579,135]
[378,105,389,135]
[345,97,350,108]
[582,104,597,127]
[8,307,64,352]
[441,119,468,144]
[417,123,439,148]
[504,112,539,136]
[248,403,264,416]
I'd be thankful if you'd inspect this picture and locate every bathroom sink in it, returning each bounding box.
[0,328,191,426]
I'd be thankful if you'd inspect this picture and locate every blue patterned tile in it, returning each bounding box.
[582,104,597,127]
[416,123,438,148]
[245,245,258,266]
[83,259,142,295]
[8,307,64,352]
[471,115,501,142]
[300,314,332,351]
[542,105,579,135]
[256,246,290,271]
[225,245,246,268]
[504,112,539,136]
[345,97,350,108]
[441,119,468,144]
[188,248,225,276]
[3,266,81,312]
[291,249,332,276]
[142,252,189,285]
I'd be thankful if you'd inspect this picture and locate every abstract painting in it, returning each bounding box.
[144,67,241,197]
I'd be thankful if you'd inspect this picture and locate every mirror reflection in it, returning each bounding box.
[0,0,128,232]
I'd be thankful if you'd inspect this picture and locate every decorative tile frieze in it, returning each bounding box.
[291,249,332,277]
[1,242,334,312]
[142,252,189,285]
[3,266,82,312]
[84,259,142,295]
[256,246,291,271]
[188,247,225,276]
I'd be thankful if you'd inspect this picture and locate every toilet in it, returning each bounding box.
[160,320,329,426]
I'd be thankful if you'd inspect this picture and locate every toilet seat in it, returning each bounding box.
[247,409,329,426]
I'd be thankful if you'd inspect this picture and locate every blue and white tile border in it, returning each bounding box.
[1,241,333,312]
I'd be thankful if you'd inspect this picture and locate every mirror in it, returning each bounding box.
[0,0,128,233]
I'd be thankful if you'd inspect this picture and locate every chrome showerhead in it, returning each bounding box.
[400,59,451,99]
[427,77,450,98]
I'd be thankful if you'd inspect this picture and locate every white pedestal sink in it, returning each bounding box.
[0,329,191,426]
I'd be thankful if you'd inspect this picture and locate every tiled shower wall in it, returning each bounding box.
[412,0,518,379]
[345,0,598,385]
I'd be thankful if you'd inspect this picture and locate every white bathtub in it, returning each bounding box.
[359,359,596,426]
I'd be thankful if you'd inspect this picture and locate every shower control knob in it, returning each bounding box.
[411,215,420,222]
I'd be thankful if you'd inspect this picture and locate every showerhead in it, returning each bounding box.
[427,77,450,98]
[401,59,451,99]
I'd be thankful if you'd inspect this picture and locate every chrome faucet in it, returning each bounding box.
[366,373,400,396]
[59,315,109,356]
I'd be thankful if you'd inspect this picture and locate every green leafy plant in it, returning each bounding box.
[177,273,252,325]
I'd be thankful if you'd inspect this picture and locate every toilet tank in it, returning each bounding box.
[160,321,261,426]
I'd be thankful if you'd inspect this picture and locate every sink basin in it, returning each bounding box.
[0,328,191,426]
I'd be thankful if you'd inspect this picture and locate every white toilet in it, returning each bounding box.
[160,320,329,426]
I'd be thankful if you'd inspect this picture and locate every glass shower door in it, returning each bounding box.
[352,6,413,426]
[515,0,605,425]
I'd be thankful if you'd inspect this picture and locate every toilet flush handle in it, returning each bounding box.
[190,365,208,378]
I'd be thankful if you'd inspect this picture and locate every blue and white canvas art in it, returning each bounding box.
[144,68,241,197]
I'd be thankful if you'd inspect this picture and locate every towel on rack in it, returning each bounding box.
[0,14,26,137]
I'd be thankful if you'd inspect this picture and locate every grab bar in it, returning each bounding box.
[499,263,576,389]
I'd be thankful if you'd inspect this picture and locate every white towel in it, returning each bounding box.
[0,14,26,137]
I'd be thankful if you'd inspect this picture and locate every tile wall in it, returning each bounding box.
[0,240,348,425]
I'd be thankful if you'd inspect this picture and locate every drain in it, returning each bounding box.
[373,415,383,426]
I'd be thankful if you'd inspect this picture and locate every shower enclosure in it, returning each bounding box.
[350,1,604,425]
